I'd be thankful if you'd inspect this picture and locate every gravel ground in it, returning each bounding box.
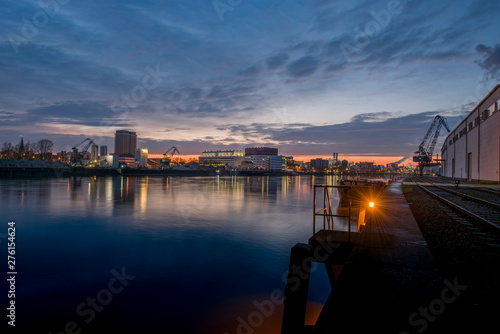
[451,187,500,204]
[403,183,500,332]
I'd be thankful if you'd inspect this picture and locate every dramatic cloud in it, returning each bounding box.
[219,111,468,155]
[475,44,500,79]
[0,0,499,156]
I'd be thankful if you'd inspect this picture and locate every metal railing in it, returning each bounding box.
[313,185,352,241]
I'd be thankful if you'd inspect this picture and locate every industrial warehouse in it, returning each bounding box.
[441,85,500,182]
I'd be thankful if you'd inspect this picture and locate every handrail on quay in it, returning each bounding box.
[313,185,352,242]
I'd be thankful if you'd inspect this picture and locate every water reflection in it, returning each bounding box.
[0,175,346,333]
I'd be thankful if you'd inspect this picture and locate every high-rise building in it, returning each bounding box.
[100,145,108,156]
[114,130,137,156]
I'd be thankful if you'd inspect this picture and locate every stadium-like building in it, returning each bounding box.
[441,84,500,181]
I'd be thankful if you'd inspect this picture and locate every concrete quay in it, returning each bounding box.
[281,179,474,333]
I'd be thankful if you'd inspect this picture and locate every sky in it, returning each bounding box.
[1,0,500,164]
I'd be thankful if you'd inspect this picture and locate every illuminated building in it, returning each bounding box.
[135,148,149,167]
[199,150,245,167]
[118,157,136,168]
[441,84,500,181]
[114,130,137,156]
[244,147,286,170]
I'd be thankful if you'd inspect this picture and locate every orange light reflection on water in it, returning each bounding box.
[198,295,324,334]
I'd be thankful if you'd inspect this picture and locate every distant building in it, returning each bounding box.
[100,155,119,168]
[100,145,108,156]
[245,155,286,170]
[114,130,137,157]
[90,144,98,161]
[357,161,375,172]
[441,84,500,181]
[199,150,244,167]
[245,147,278,156]
[386,163,399,170]
[56,151,70,163]
[118,157,136,168]
[135,148,149,167]
[244,147,285,170]
[310,158,329,170]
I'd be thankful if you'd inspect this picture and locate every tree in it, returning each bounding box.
[24,142,37,160]
[1,142,14,159]
[37,139,54,161]
[172,157,186,165]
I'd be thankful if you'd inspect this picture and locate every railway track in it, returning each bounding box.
[411,177,500,246]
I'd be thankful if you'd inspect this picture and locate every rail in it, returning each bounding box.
[412,180,500,232]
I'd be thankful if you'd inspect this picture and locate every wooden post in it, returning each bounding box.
[281,243,312,334]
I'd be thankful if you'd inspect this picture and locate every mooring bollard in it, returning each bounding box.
[281,243,312,334]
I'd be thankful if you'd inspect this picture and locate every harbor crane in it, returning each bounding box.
[413,115,450,175]
[71,137,96,165]
[161,146,180,165]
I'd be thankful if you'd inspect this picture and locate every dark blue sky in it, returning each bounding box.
[1,0,499,158]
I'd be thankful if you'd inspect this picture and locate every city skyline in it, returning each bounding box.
[1,1,499,160]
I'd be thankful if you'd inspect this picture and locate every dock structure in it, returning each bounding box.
[281,179,447,333]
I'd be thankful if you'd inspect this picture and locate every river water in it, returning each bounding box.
[1,175,346,333]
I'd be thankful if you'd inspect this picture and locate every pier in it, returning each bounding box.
[281,179,451,333]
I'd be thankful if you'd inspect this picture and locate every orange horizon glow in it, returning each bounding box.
[148,153,410,165]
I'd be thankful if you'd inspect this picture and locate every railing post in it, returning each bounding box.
[348,200,352,243]
[313,185,316,236]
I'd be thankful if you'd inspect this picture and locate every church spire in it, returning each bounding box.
[19,137,25,158]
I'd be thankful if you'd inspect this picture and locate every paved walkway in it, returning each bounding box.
[312,180,448,333]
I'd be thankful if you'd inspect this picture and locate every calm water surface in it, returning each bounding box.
[1,175,344,333]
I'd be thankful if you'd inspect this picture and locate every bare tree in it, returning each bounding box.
[24,142,36,160]
[37,139,54,161]
[1,142,14,159]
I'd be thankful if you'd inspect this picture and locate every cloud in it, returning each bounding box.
[475,44,500,79]
[239,65,263,77]
[286,56,320,78]
[265,53,290,70]
[22,101,133,127]
[219,111,468,155]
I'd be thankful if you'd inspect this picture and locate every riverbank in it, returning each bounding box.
[0,166,407,179]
